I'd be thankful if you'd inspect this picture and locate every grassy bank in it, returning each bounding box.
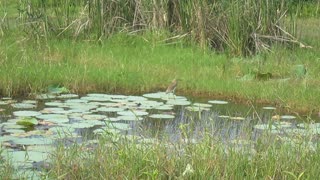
[47,133,320,179]
[0,1,319,113]
[2,128,320,179]
[1,25,320,113]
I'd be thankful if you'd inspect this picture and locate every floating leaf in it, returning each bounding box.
[110,123,131,130]
[143,92,167,99]
[36,114,69,123]
[48,85,69,94]
[11,103,36,109]
[35,94,57,100]
[166,100,191,106]
[117,110,148,116]
[149,114,175,119]
[96,107,125,112]
[193,103,212,108]
[185,106,210,112]
[154,105,174,110]
[230,117,246,121]
[16,117,38,127]
[13,111,42,117]
[280,115,296,120]
[117,115,143,121]
[57,94,79,99]
[262,106,276,110]
[82,114,107,120]
[208,100,229,105]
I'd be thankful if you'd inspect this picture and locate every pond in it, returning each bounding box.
[0,92,319,178]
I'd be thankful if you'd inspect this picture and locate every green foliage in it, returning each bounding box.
[44,129,320,179]
[1,0,306,55]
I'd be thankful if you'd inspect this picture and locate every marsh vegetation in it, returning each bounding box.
[0,0,320,179]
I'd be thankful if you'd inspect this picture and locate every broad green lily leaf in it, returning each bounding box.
[16,117,38,127]
[48,85,69,94]
[4,150,49,163]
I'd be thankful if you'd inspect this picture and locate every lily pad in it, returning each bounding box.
[154,105,174,110]
[280,115,296,120]
[48,85,69,94]
[254,124,277,130]
[16,117,38,127]
[117,115,143,121]
[185,106,210,112]
[110,123,131,130]
[82,114,107,120]
[143,92,167,99]
[36,114,69,123]
[208,100,229,105]
[297,123,320,129]
[57,94,79,99]
[166,100,191,106]
[149,114,175,119]
[193,103,212,108]
[45,101,65,107]
[49,126,75,134]
[11,103,36,109]
[35,94,57,100]
[96,107,125,112]
[229,117,246,121]
[262,106,276,110]
[81,96,111,102]
[13,111,42,117]
[11,137,54,145]
[117,110,148,116]
[127,96,148,101]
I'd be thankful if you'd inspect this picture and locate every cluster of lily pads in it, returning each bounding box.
[0,92,234,175]
[1,91,318,178]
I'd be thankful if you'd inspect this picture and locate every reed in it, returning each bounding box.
[10,0,302,55]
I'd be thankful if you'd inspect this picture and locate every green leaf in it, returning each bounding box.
[16,117,38,127]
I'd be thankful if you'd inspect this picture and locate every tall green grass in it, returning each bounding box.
[44,126,320,179]
[4,0,302,55]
